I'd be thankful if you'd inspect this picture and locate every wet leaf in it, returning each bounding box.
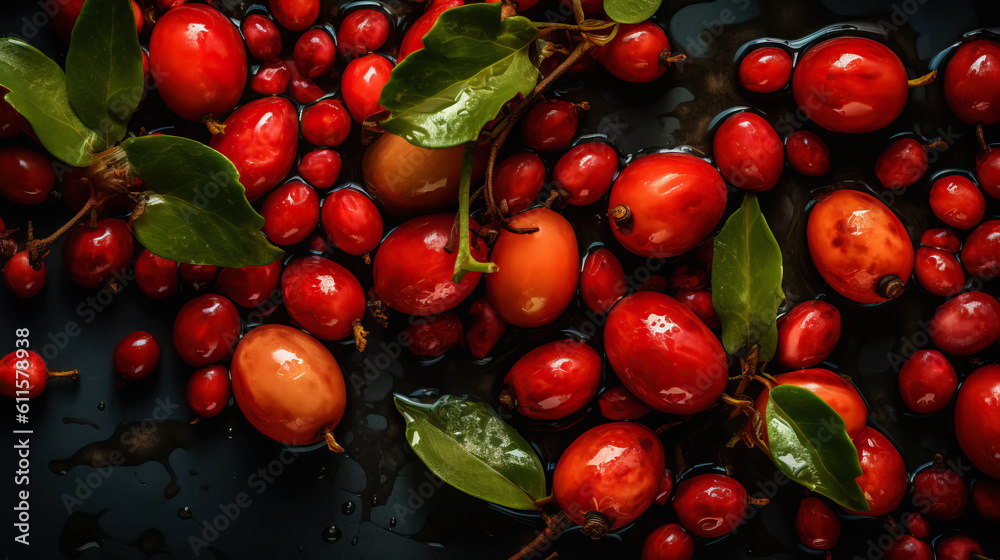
[765,385,869,511]
[394,394,546,510]
[604,0,663,24]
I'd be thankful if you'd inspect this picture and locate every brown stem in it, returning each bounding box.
[352,319,369,352]
[190,416,201,425]
[542,189,570,210]
[47,369,79,380]
[581,511,610,540]
[0,237,16,259]
[609,204,633,234]
[202,114,226,135]
[907,70,937,87]
[26,196,98,268]
[363,251,371,265]
[507,512,573,560]
[498,388,517,410]
[367,290,390,328]
[659,51,687,67]
[876,274,905,300]
[323,428,345,453]
[748,496,770,507]
[923,139,949,152]
[977,122,988,151]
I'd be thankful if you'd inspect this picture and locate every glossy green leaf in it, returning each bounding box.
[394,394,546,510]
[0,38,102,167]
[379,3,539,148]
[712,193,784,361]
[604,0,663,24]
[121,135,284,268]
[67,0,144,147]
[765,385,869,511]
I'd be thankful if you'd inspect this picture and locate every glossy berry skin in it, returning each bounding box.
[795,497,840,551]
[342,54,394,123]
[553,142,618,206]
[914,247,965,297]
[338,9,390,56]
[929,175,985,230]
[713,112,783,191]
[598,386,651,420]
[149,4,247,121]
[972,479,1000,522]
[935,536,986,560]
[113,331,160,384]
[270,0,320,31]
[502,341,601,420]
[793,37,908,133]
[186,365,230,418]
[209,97,298,201]
[321,188,383,258]
[591,22,674,83]
[673,474,748,538]
[807,190,913,303]
[553,423,665,535]
[0,351,70,400]
[172,294,241,367]
[283,56,325,104]
[775,300,841,370]
[845,426,907,517]
[898,350,957,413]
[975,146,1000,198]
[404,312,464,357]
[231,324,345,446]
[961,220,1000,277]
[251,62,291,95]
[522,100,578,152]
[876,138,927,190]
[912,462,968,520]
[62,218,134,288]
[466,297,505,359]
[3,251,45,298]
[281,256,366,341]
[0,147,56,205]
[885,535,933,560]
[493,152,545,214]
[261,181,319,246]
[300,99,352,148]
[944,39,1000,125]
[487,209,579,327]
[640,524,694,560]
[216,260,282,308]
[929,292,1000,355]
[294,29,336,79]
[398,0,464,61]
[756,368,867,440]
[738,47,792,93]
[179,263,218,286]
[905,512,930,538]
[605,292,727,414]
[609,152,727,258]
[955,365,1000,478]
[580,248,626,314]
[298,149,342,189]
[675,290,721,329]
[375,214,485,315]
[242,14,282,61]
[134,249,179,300]
[921,228,961,253]
[785,130,831,177]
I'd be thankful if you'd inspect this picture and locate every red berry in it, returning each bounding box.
[158,0,188,11]
[553,422,665,538]
[522,100,579,152]
[598,386,652,421]
[921,228,961,253]
[466,297,506,359]
[342,53,393,123]
[961,220,1000,277]
[242,14,283,61]
[3,251,45,298]
[775,300,841,370]
[785,130,831,177]
[281,256,366,342]
[912,459,968,520]
[62,218,134,288]
[656,469,675,506]
[216,260,282,308]
[283,57,326,104]
[944,39,1000,125]
[338,9,390,56]
[971,479,1000,522]
[913,247,965,297]
[179,263,218,286]
[113,331,160,384]
[898,350,957,414]
[0,351,77,400]
[795,497,840,551]
[293,29,336,79]
[260,181,320,246]
[0,147,55,205]
[673,473,748,538]
[580,248,626,314]
[713,111,783,191]
[186,365,230,418]
[250,61,291,95]
[270,0,319,31]
[845,426,907,517]
[738,47,792,93]
[300,99,352,148]
[398,0,464,61]
[929,291,1000,355]
[493,152,545,214]
[0,93,28,138]
[61,168,132,217]
[640,524,694,560]
[609,152,727,258]
[935,535,986,560]
[404,312,464,357]
[134,249,179,300]
[929,175,985,230]
[501,340,601,420]
[172,294,241,367]
[905,512,930,538]
[955,365,1000,478]
[209,97,299,201]
[320,188,383,259]
[885,535,933,560]
[674,289,721,329]
[149,4,247,121]
[875,138,928,190]
[553,142,618,206]
[298,149,343,189]
[975,146,1000,198]
[756,368,867,441]
[605,292,727,414]
[591,22,677,83]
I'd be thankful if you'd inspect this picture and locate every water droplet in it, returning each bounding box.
[223,425,235,439]
[351,537,358,546]
[342,501,355,515]
[389,517,397,528]
[321,526,341,543]
[317,466,327,480]
[97,402,106,411]
[177,507,192,520]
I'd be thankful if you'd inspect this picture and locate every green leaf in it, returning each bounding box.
[0,38,102,167]
[394,394,547,510]
[712,193,784,361]
[379,3,539,148]
[121,135,284,268]
[67,0,144,147]
[604,0,663,24]
[765,385,869,511]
